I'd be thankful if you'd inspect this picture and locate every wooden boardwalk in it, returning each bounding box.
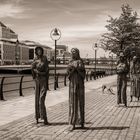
[0,75,140,140]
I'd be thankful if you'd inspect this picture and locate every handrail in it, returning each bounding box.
[19,76,24,96]
[0,77,5,100]
[0,68,116,101]
[0,75,23,79]
[0,74,68,100]
[64,74,67,86]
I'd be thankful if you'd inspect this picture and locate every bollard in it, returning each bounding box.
[0,77,5,100]
[19,76,24,96]
[64,74,67,86]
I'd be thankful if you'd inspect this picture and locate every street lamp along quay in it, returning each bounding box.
[50,28,61,90]
[92,43,98,80]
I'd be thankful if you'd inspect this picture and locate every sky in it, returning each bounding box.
[0,0,140,58]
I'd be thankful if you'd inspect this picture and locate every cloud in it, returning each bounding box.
[0,4,22,18]
[1,0,23,4]
[5,0,140,58]
[0,1,30,19]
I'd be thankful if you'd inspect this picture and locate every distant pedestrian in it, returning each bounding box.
[116,52,129,107]
[31,46,49,125]
[130,56,140,101]
[67,48,86,131]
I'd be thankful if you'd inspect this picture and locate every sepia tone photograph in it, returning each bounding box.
[0,0,140,139]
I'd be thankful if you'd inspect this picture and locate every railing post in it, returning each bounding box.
[99,73,101,78]
[47,74,50,91]
[56,73,59,88]
[90,71,92,80]
[102,71,103,77]
[64,74,67,86]
[93,72,96,80]
[0,77,5,100]
[19,76,24,96]
[96,72,99,79]
[105,70,107,76]
[86,71,88,81]
[95,72,97,79]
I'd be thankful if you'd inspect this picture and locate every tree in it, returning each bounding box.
[101,4,140,58]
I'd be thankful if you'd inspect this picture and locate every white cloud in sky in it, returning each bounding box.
[0,4,21,17]
[0,2,30,19]
[2,0,140,58]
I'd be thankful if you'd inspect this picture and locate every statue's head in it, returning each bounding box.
[119,52,125,61]
[71,48,80,60]
[133,56,137,63]
[35,47,44,57]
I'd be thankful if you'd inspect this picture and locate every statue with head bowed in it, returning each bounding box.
[67,48,86,131]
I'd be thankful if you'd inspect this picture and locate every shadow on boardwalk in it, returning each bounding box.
[127,105,140,108]
[81,126,129,130]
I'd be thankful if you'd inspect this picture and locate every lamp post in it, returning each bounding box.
[92,43,98,80]
[50,28,61,90]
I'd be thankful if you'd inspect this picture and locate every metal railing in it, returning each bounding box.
[0,68,116,101]
[0,73,68,101]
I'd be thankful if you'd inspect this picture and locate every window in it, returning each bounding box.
[29,49,34,59]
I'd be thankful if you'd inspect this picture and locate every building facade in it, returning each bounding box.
[22,40,52,63]
[0,21,53,65]
[0,22,18,65]
[0,39,16,65]
[0,22,18,39]
[55,45,71,64]
[19,42,29,64]
[0,21,71,65]
[0,38,29,65]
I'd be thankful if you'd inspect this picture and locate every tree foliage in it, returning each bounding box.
[101,4,140,58]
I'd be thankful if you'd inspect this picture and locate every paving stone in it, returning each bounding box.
[1,75,140,140]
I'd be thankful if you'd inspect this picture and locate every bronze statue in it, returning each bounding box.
[130,56,140,101]
[116,52,129,107]
[31,46,49,125]
[67,48,86,130]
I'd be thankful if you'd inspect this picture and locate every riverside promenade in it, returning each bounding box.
[0,75,140,140]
